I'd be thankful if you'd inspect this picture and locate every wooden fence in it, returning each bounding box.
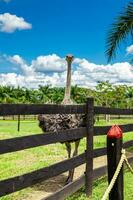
[0,98,133,199]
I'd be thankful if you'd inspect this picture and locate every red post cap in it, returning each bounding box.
[107,125,123,138]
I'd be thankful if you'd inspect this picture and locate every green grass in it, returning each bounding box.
[67,168,133,200]
[0,118,132,200]
[0,120,41,139]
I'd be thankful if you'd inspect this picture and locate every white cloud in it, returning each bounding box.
[75,58,133,86]
[126,45,133,54]
[9,55,24,65]
[9,55,35,75]
[0,13,32,33]
[1,54,133,88]
[0,73,25,87]
[32,54,66,72]
[9,54,66,75]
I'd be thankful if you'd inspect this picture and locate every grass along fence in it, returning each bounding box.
[0,98,132,199]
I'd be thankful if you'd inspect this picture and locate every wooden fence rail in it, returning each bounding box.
[0,127,86,154]
[43,166,107,200]
[0,99,133,199]
[94,124,133,135]
[0,125,132,155]
[0,141,132,197]
[0,104,86,115]
[1,103,133,116]
[43,157,133,200]
[94,106,133,115]
[0,153,86,197]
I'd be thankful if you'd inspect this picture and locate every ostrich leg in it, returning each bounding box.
[65,140,80,184]
[65,142,71,158]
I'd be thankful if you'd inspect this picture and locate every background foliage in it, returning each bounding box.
[0,81,133,108]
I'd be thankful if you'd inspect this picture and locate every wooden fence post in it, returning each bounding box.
[85,97,94,197]
[18,115,20,132]
[107,125,123,200]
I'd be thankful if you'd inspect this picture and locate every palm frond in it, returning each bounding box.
[105,2,133,62]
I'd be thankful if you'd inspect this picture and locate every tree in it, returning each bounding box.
[95,81,114,107]
[105,2,133,62]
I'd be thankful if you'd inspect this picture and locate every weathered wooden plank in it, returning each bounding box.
[43,175,85,200]
[0,104,86,116]
[0,127,86,155]
[0,147,107,198]
[91,140,133,160]
[93,165,107,180]
[85,98,94,196]
[93,147,106,158]
[93,140,133,159]
[107,131,123,200]
[94,106,133,115]
[128,156,133,163]
[0,103,133,116]
[0,152,132,198]
[0,153,86,197]
[43,156,133,200]
[94,124,133,136]
[123,140,133,148]
[0,132,131,157]
[43,165,107,200]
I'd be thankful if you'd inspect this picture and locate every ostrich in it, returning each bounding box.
[38,55,85,184]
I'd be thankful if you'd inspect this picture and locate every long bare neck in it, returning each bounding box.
[62,54,74,105]
[64,62,71,100]
[62,61,73,104]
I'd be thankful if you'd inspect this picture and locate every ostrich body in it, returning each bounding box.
[38,55,85,184]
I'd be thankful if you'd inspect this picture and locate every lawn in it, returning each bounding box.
[67,169,133,200]
[0,118,132,200]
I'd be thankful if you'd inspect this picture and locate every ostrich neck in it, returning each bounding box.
[62,62,73,105]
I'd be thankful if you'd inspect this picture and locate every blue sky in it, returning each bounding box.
[0,0,133,88]
[0,0,131,63]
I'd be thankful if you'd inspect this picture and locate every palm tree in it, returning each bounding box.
[106,2,133,62]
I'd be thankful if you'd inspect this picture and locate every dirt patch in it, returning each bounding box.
[22,151,133,200]
[22,155,108,200]
[22,174,67,200]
